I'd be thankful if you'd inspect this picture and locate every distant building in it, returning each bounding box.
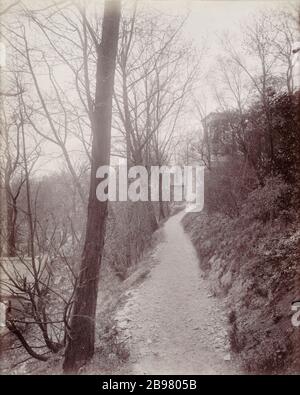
[201,112,233,168]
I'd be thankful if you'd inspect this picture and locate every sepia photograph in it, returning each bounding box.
[0,0,299,378]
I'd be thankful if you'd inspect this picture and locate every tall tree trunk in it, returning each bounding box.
[0,109,7,257]
[63,0,121,373]
[159,173,165,221]
[6,194,17,257]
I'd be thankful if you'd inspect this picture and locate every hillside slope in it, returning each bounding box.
[182,208,300,373]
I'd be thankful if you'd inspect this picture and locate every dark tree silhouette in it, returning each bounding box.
[63,0,121,373]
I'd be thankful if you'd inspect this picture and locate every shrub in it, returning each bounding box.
[241,176,290,223]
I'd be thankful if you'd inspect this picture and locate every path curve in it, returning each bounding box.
[116,210,239,375]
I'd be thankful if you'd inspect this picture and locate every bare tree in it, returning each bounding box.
[1,7,89,205]
[113,5,197,220]
[0,74,41,257]
[1,87,75,362]
[2,103,25,257]
[114,8,196,166]
[219,9,297,173]
[63,0,121,373]
[269,9,298,94]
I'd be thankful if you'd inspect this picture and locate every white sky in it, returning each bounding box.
[187,1,294,36]
[147,1,297,36]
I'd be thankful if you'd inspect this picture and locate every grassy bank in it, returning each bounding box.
[182,188,300,373]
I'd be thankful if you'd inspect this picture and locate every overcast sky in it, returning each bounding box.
[187,1,296,37]
[144,1,298,37]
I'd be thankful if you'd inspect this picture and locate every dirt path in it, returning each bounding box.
[116,210,239,375]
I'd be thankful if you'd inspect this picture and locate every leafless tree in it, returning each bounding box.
[1,4,91,204]
[218,9,297,173]
[113,4,198,219]
[271,13,296,93]
[114,7,197,166]
[1,84,76,361]
[63,0,121,373]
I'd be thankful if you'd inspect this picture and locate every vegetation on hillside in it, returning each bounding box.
[183,89,300,373]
